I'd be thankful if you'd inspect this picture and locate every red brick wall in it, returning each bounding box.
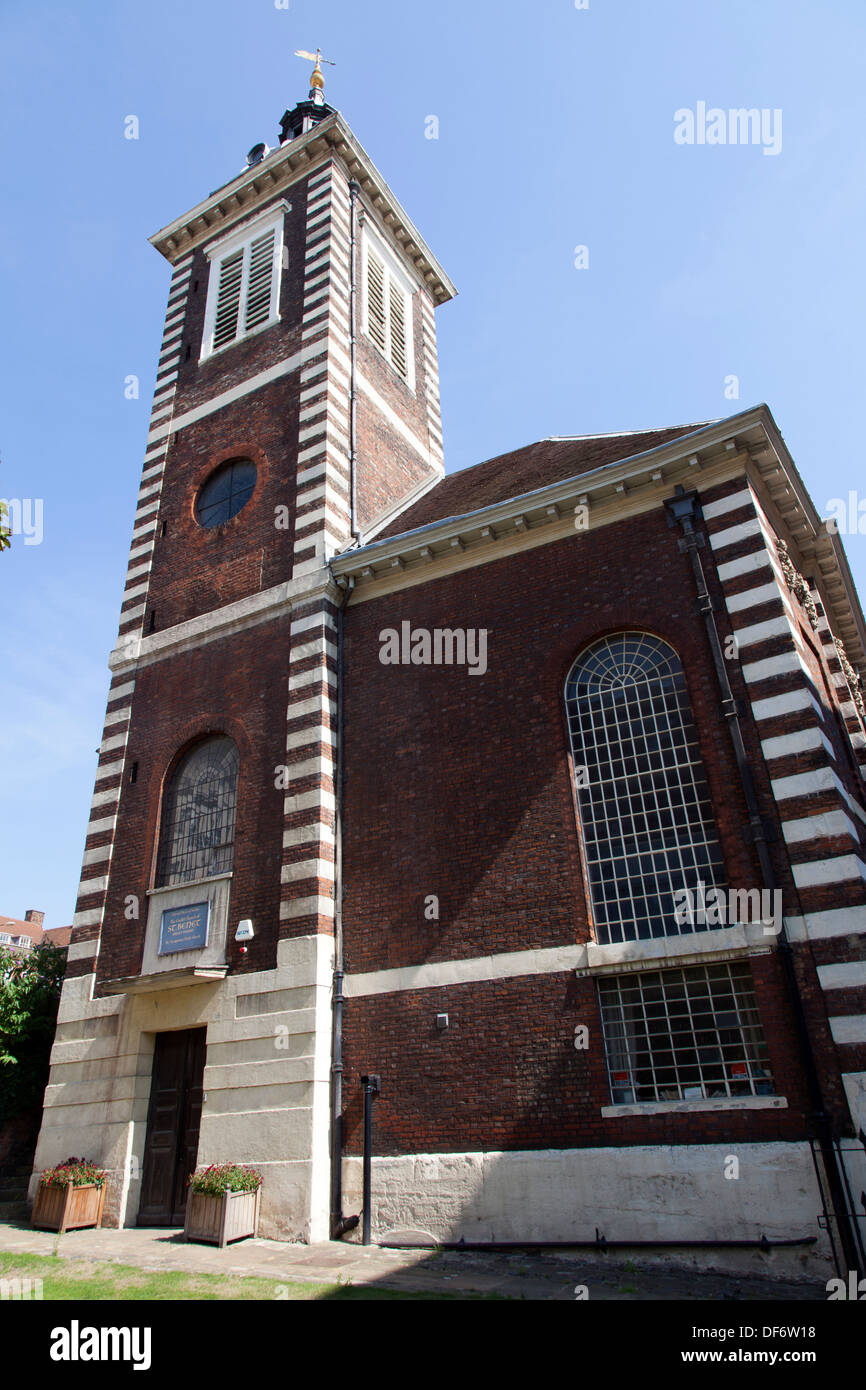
[341,954,813,1156]
[142,386,300,629]
[137,183,316,631]
[339,497,852,1152]
[341,507,777,975]
[355,396,437,534]
[92,618,292,989]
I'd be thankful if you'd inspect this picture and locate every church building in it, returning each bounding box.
[32,62,866,1277]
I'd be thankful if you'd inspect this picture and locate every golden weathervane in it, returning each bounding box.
[294,48,336,96]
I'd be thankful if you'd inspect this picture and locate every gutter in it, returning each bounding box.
[330,405,775,574]
[348,179,360,544]
[329,403,866,676]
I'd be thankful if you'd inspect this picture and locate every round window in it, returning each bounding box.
[195,458,257,528]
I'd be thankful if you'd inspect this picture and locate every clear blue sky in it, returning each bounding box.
[2,0,865,928]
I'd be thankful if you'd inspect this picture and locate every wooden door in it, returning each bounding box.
[138,1028,206,1226]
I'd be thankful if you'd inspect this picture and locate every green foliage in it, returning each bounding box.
[0,500,10,552]
[39,1157,106,1188]
[0,942,65,1120]
[189,1163,263,1196]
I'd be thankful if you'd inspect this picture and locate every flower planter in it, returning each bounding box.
[184,1186,261,1247]
[31,1181,105,1233]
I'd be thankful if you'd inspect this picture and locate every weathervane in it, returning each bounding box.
[295,48,335,103]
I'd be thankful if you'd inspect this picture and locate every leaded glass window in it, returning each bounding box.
[565,631,726,944]
[156,737,239,887]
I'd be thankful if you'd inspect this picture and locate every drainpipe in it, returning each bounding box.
[665,485,863,1277]
[329,572,358,1239]
[328,178,363,1239]
[380,1235,818,1253]
[348,179,361,544]
[360,1073,381,1245]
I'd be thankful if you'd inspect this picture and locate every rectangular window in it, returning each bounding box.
[202,214,282,359]
[362,230,413,386]
[598,961,774,1104]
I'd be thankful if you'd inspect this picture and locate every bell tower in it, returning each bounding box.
[32,63,456,1241]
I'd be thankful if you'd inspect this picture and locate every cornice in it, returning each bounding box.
[330,412,763,592]
[148,113,456,307]
[108,569,341,676]
[746,414,866,670]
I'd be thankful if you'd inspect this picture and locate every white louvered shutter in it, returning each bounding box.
[244,229,277,332]
[366,249,387,352]
[212,247,244,349]
[389,282,408,379]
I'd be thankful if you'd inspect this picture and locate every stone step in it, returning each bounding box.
[0,1187,28,1202]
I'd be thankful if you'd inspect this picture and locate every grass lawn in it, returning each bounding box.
[0,1250,501,1301]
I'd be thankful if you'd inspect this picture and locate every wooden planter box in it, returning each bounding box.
[184,1187,261,1248]
[31,1181,105,1233]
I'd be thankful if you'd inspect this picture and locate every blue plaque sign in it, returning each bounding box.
[158,902,209,955]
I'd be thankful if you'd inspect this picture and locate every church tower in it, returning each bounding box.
[32,62,455,1240]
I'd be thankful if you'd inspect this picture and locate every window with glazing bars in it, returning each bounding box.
[564,632,726,943]
[156,737,239,887]
[598,961,774,1104]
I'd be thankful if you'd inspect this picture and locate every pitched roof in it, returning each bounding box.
[0,915,71,949]
[44,927,73,948]
[376,424,710,540]
[0,915,38,941]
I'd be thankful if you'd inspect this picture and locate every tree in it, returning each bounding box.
[0,942,65,1121]
[0,500,10,552]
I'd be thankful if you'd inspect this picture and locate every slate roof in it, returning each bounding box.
[376,424,711,540]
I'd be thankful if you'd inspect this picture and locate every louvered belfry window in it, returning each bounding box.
[156,737,239,888]
[212,248,244,350]
[244,229,277,330]
[565,632,727,945]
[205,220,280,356]
[364,238,411,383]
[389,280,408,379]
[366,249,388,353]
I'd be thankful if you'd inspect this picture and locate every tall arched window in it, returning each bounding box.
[565,632,726,944]
[156,736,239,888]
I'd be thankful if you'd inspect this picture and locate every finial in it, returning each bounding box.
[294,48,335,104]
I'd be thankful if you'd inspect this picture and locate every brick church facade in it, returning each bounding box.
[33,70,866,1275]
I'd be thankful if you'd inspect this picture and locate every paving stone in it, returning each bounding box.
[0,1220,828,1300]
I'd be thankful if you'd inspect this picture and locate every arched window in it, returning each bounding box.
[156,736,239,888]
[564,632,726,945]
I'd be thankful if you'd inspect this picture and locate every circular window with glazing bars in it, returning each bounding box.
[195,458,257,528]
